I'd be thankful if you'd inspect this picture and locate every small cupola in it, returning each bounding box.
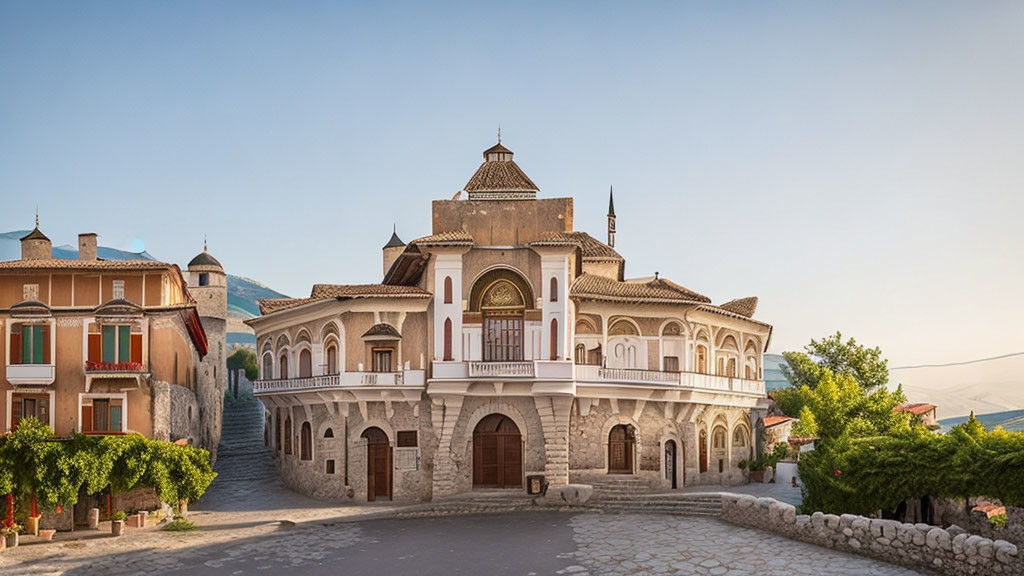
[20,215,52,260]
[463,134,540,201]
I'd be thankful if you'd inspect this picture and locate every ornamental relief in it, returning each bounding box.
[482,280,523,308]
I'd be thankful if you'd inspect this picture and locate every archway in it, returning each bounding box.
[362,427,391,501]
[472,414,523,488]
[471,268,534,362]
[665,439,678,489]
[608,424,636,474]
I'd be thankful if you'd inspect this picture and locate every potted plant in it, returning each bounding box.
[747,457,767,483]
[111,511,126,537]
[1,520,22,548]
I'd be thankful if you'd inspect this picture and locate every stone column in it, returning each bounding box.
[430,395,464,498]
[534,395,573,488]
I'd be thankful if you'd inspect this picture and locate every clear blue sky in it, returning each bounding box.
[2,1,1022,365]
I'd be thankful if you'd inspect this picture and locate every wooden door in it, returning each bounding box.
[699,429,708,473]
[473,415,522,488]
[665,440,677,489]
[363,427,391,502]
[608,425,634,474]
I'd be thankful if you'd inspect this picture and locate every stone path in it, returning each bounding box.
[683,462,804,506]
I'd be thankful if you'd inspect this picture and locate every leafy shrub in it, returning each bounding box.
[163,516,199,532]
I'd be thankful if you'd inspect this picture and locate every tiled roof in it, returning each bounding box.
[719,297,758,318]
[257,298,317,315]
[310,284,432,299]
[0,258,176,271]
[464,159,538,193]
[570,273,711,305]
[531,231,623,261]
[188,251,222,269]
[895,403,937,416]
[763,416,793,427]
[410,230,474,247]
[21,227,49,241]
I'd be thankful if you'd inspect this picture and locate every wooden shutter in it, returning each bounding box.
[93,399,109,432]
[130,333,143,364]
[118,326,131,363]
[81,405,93,433]
[22,325,31,364]
[11,399,22,429]
[40,325,50,364]
[101,326,115,363]
[88,333,102,363]
[10,331,21,365]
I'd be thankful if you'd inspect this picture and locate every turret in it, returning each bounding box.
[20,215,52,260]
[383,226,405,277]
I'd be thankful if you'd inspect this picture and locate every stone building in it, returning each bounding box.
[0,222,222,455]
[249,140,772,502]
[186,242,228,460]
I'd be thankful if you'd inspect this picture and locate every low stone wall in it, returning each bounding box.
[932,499,1024,549]
[721,494,1023,576]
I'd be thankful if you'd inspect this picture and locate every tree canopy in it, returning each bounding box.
[780,331,888,391]
[227,347,259,382]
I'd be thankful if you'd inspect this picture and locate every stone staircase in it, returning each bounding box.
[211,394,276,483]
[587,477,723,516]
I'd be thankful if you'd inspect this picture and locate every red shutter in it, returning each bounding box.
[130,334,143,364]
[41,325,50,364]
[11,399,22,429]
[10,332,21,365]
[88,333,102,364]
[81,405,93,433]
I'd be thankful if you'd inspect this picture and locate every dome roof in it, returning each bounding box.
[188,250,222,269]
[464,141,539,200]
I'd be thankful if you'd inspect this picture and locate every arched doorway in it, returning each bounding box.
[472,414,522,488]
[362,427,391,501]
[471,269,534,363]
[608,424,635,474]
[699,429,709,473]
[665,439,678,489]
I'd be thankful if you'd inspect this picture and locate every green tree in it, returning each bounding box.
[781,331,888,391]
[791,405,818,437]
[227,348,259,382]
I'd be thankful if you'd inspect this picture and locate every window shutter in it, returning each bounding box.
[10,331,21,365]
[102,326,115,363]
[130,333,143,364]
[110,405,122,432]
[118,326,131,363]
[82,405,93,433]
[32,326,43,364]
[40,325,50,364]
[11,399,22,429]
[88,333,102,364]
[22,325,31,364]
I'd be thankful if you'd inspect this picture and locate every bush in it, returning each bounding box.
[163,516,198,532]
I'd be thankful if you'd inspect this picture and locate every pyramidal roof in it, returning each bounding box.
[463,140,539,200]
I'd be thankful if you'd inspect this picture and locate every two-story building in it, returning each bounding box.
[0,224,224,454]
[249,140,773,502]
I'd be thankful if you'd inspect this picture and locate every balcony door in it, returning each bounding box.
[481,279,525,362]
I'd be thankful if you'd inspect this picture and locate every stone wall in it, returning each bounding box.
[932,499,1024,550]
[168,383,201,446]
[721,494,1023,576]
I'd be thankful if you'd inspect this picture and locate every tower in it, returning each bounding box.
[186,240,228,460]
[383,225,406,277]
[607,186,616,248]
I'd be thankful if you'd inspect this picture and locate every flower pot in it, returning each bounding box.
[111,520,125,537]
[749,469,766,483]
[5,532,18,548]
[39,529,56,541]
[26,515,40,537]
[0,533,6,553]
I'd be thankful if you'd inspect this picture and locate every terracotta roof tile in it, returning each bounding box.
[895,403,937,416]
[719,297,758,318]
[531,231,623,261]
[257,298,317,315]
[464,159,538,194]
[763,416,793,427]
[310,284,432,299]
[410,230,474,247]
[570,273,711,305]
[0,258,176,271]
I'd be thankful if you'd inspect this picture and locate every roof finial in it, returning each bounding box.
[497,124,502,144]
[35,206,39,229]
[204,234,208,252]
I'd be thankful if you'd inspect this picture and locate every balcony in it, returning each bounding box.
[5,364,56,386]
[469,361,535,378]
[432,360,574,380]
[253,370,426,395]
[574,364,766,396]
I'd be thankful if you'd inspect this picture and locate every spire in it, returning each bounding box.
[35,207,39,228]
[384,224,405,249]
[607,185,617,248]
[608,186,615,216]
[204,234,208,252]
[497,124,502,144]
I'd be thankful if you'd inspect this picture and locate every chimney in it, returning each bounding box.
[79,233,98,261]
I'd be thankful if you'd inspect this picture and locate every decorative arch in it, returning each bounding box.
[461,400,532,447]
[549,276,558,302]
[351,419,396,445]
[444,276,453,304]
[275,333,291,351]
[468,267,535,312]
[575,316,599,334]
[608,317,640,336]
[300,421,313,461]
[294,328,313,346]
[298,348,313,378]
[261,352,273,380]
[660,320,685,337]
[278,349,290,379]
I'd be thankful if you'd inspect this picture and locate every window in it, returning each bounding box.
[326,345,338,375]
[373,348,393,372]
[284,417,293,455]
[712,427,727,449]
[279,353,289,378]
[324,428,334,439]
[90,325,140,365]
[326,460,336,474]
[11,324,49,365]
[549,318,559,360]
[663,356,680,372]
[443,318,453,361]
[696,346,708,373]
[112,280,125,300]
[299,349,312,378]
[262,354,272,379]
[11,395,48,429]
[83,398,123,434]
[549,277,558,302]
[732,427,749,447]
[199,273,210,287]
[22,283,39,301]
[574,343,586,365]
[275,411,282,451]
[300,422,312,461]
[443,276,453,304]
[397,430,418,447]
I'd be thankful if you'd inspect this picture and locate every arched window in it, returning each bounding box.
[262,354,272,379]
[443,317,453,361]
[574,343,586,365]
[324,427,334,439]
[444,276,453,304]
[326,344,338,375]
[696,345,707,374]
[279,353,289,379]
[549,277,558,302]
[712,426,727,449]
[732,426,749,447]
[300,422,312,461]
[550,318,559,360]
[299,349,312,378]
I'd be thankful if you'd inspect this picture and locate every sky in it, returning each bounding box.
[1,1,1022,366]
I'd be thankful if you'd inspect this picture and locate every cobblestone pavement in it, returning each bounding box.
[2,511,932,575]
[683,462,804,507]
[565,514,928,576]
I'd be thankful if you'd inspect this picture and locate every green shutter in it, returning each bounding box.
[22,325,31,364]
[118,326,131,363]
[110,406,122,432]
[102,326,116,363]
[33,326,44,365]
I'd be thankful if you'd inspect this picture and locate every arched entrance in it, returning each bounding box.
[699,429,709,473]
[362,427,391,501]
[608,424,635,474]
[665,439,678,489]
[472,414,523,488]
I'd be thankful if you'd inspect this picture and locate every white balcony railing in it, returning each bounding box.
[468,361,535,378]
[6,364,56,386]
[253,370,425,395]
[574,364,765,396]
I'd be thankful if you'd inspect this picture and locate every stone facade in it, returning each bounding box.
[721,494,1023,576]
[249,140,772,504]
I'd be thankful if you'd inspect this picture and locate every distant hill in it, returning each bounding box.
[0,230,287,348]
[890,353,1024,421]
[939,409,1024,433]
